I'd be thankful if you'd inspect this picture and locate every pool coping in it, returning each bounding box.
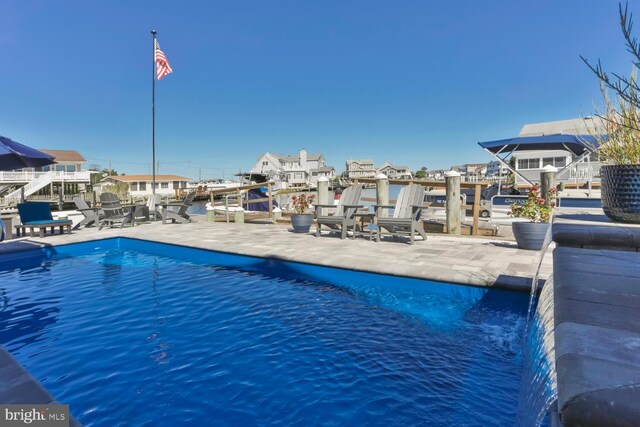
[0,221,545,292]
[0,347,82,426]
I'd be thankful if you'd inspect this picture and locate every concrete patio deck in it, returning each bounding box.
[0,215,551,290]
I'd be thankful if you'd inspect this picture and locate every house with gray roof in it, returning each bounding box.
[377,161,412,179]
[249,149,335,188]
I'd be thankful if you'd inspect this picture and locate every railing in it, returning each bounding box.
[0,171,91,182]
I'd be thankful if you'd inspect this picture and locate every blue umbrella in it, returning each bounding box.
[0,135,56,171]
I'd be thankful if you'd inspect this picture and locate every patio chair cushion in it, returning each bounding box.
[17,202,54,223]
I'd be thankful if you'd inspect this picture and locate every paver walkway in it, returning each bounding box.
[0,216,551,290]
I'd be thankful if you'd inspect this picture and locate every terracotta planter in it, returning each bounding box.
[291,214,313,233]
[512,221,551,250]
[601,164,640,223]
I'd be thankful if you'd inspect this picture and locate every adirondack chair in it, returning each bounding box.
[73,196,103,229]
[315,185,363,239]
[161,192,196,224]
[375,183,427,244]
[99,192,133,230]
[147,194,162,221]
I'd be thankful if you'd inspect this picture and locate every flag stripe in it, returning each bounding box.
[154,39,173,80]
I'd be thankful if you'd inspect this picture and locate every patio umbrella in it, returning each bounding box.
[0,135,56,171]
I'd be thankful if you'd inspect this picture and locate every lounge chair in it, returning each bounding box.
[15,202,72,237]
[315,185,363,239]
[161,192,196,224]
[375,183,427,245]
[73,196,103,229]
[99,192,133,230]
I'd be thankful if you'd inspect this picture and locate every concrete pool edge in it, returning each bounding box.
[0,223,539,292]
[553,214,640,426]
[0,347,82,426]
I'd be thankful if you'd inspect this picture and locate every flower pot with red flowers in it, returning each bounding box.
[290,193,316,233]
[508,185,556,250]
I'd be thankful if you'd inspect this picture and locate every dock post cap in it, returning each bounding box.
[542,165,558,172]
[375,173,388,180]
[444,170,461,177]
[317,177,330,182]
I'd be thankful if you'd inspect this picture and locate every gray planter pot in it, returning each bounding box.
[291,214,313,233]
[601,164,640,223]
[512,221,551,250]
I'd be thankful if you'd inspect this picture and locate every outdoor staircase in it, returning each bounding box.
[5,173,55,202]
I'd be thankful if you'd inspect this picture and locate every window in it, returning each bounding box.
[139,182,147,191]
[66,165,76,172]
[130,183,138,191]
[262,161,268,166]
[517,158,540,169]
[542,157,566,168]
[173,181,179,189]
[161,182,169,189]
[56,165,65,172]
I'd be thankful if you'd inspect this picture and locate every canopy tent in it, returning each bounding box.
[478,134,603,186]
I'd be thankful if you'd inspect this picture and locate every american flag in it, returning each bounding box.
[154,39,173,80]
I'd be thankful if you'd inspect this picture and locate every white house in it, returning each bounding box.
[97,175,190,198]
[486,160,508,177]
[1,149,93,202]
[249,149,335,188]
[512,117,603,186]
[376,161,412,179]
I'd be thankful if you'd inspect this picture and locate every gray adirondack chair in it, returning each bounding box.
[73,196,103,229]
[375,183,427,244]
[161,192,196,224]
[147,194,162,221]
[99,192,133,229]
[315,185,363,239]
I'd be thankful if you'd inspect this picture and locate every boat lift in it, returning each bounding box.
[477,134,602,191]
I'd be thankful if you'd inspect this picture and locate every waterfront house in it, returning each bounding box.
[249,149,335,188]
[511,117,603,186]
[0,149,92,203]
[376,161,412,179]
[96,175,190,198]
[345,159,376,180]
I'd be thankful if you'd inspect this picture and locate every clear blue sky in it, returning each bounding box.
[0,0,631,180]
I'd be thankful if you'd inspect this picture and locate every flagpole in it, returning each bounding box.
[151,29,157,197]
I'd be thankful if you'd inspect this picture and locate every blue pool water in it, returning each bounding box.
[0,238,528,426]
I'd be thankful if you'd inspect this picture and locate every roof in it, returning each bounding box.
[518,117,605,137]
[310,166,335,172]
[346,159,374,164]
[379,164,409,171]
[273,153,323,162]
[478,134,600,156]
[103,174,191,182]
[37,149,86,162]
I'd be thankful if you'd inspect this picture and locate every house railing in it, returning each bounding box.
[0,171,92,182]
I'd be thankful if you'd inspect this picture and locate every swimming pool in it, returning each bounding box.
[0,238,528,426]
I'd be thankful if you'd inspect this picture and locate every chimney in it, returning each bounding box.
[299,149,307,166]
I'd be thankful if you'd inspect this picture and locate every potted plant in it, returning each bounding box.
[290,193,315,233]
[508,185,556,250]
[583,4,640,223]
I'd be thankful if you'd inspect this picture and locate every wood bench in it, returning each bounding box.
[15,220,73,238]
